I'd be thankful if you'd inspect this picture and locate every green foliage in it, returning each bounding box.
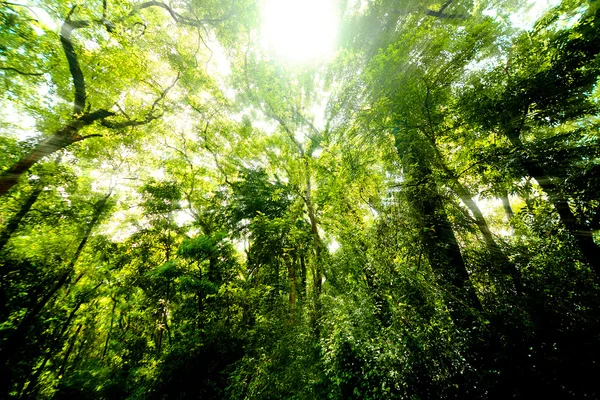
[1,0,600,399]
[229,169,293,229]
[178,234,220,261]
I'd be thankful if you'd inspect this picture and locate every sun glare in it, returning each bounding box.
[262,0,338,63]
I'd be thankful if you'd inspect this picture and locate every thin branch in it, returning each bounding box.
[241,44,307,157]
[1,1,40,19]
[292,105,320,138]
[187,4,213,55]
[102,72,180,129]
[115,103,131,120]
[421,77,437,143]
[196,27,213,67]
[0,66,44,76]
[163,140,194,171]
[161,135,204,219]
[264,101,304,156]
[203,133,232,186]
[150,71,181,113]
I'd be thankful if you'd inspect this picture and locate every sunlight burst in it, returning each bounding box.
[261,0,338,63]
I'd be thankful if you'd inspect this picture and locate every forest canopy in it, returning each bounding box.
[1,0,600,398]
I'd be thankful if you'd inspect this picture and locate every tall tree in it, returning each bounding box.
[0,0,249,196]
[459,0,600,278]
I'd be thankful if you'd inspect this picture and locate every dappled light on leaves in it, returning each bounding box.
[1,0,600,399]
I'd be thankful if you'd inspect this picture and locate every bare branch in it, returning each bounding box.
[201,131,232,186]
[136,1,204,27]
[52,0,235,118]
[196,27,213,67]
[115,103,131,120]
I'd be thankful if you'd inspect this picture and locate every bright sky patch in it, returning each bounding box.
[261,0,338,63]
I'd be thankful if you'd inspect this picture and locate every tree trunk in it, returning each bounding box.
[0,111,112,197]
[102,297,118,359]
[0,184,43,253]
[58,324,83,378]
[0,192,111,375]
[208,253,218,283]
[27,283,102,397]
[304,161,323,298]
[23,296,87,397]
[288,253,296,306]
[0,269,72,367]
[452,181,523,293]
[507,133,600,279]
[501,192,515,221]
[299,252,307,300]
[394,129,482,329]
[302,159,325,337]
[427,132,523,294]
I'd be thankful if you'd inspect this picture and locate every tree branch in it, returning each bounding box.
[291,105,320,138]
[78,109,115,122]
[102,72,179,129]
[438,0,453,14]
[136,0,237,25]
[73,134,103,142]
[0,66,44,76]
[425,0,466,19]
[262,100,305,156]
[1,1,40,18]
[100,114,160,129]
[425,10,466,19]
[60,6,90,115]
